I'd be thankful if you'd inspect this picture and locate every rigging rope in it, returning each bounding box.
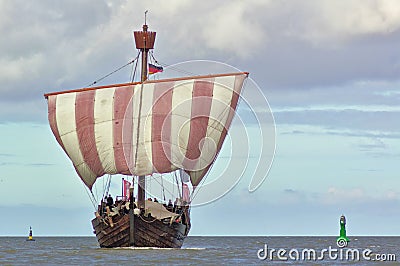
[104,174,111,199]
[82,182,97,210]
[160,174,166,202]
[86,55,139,87]
[131,50,141,82]
[93,179,98,202]
[174,171,182,199]
[146,173,178,203]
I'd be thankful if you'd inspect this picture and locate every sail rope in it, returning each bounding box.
[92,179,98,202]
[102,175,106,198]
[131,50,141,82]
[82,182,97,210]
[104,174,112,199]
[160,174,166,202]
[86,54,140,87]
[146,173,180,203]
[147,176,151,197]
[174,171,182,199]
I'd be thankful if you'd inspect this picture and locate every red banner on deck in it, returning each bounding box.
[182,183,190,203]
[123,179,132,200]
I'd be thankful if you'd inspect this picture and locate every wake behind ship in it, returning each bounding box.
[44,17,248,248]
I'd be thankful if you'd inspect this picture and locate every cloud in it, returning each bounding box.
[0,153,15,157]
[319,186,399,205]
[273,109,400,134]
[0,162,55,167]
[280,128,400,139]
[0,162,18,166]
[201,1,267,58]
[305,0,400,41]
[355,137,387,151]
[312,187,400,217]
[261,0,400,44]
[26,163,55,167]
[283,188,297,193]
[324,186,367,204]
[1,0,400,125]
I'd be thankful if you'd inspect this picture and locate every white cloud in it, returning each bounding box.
[280,0,400,45]
[323,0,400,35]
[201,1,267,58]
[322,186,400,205]
[386,190,400,200]
[1,0,400,122]
[325,187,366,203]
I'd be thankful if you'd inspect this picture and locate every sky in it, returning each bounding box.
[0,0,399,236]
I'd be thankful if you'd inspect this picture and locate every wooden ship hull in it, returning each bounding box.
[92,201,190,248]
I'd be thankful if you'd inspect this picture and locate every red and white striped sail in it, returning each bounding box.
[45,72,248,189]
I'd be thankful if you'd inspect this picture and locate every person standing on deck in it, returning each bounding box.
[167,199,173,212]
[106,194,114,208]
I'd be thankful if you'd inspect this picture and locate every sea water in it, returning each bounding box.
[0,236,398,265]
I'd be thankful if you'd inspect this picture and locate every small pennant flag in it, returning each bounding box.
[148,63,163,74]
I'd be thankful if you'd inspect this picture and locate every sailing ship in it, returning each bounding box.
[44,19,248,248]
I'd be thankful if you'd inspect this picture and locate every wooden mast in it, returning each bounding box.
[133,12,156,209]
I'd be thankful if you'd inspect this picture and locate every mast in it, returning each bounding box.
[133,12,156,209]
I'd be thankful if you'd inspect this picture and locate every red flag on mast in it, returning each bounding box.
[148,63,163,74]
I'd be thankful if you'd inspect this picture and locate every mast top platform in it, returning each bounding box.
[133,13,156,50]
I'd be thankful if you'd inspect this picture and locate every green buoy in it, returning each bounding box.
[336,215,349,247]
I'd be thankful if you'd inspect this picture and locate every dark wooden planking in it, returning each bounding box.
[91,212,189,248]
